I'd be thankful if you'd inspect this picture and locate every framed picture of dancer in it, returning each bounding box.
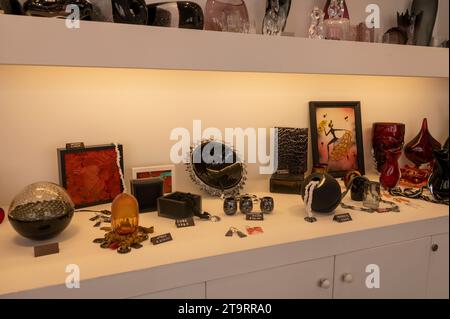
[309,101,365,178]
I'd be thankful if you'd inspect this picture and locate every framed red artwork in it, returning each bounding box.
[58,144,124,208]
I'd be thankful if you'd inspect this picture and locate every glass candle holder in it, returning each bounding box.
[239,196,253,214]
[260,197,274,213]
[363,181,381,210]
[223,196,238,216]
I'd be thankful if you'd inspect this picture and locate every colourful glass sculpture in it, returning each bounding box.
[111,193,139,236]
[380,148,402,189]
[323,0,350,40]
[204,0,249,33]
[372,123,405,173]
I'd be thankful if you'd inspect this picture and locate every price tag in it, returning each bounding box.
[151,233,173,245]
[333,213,353,223]
[34,243,59,257]
[246,213,264,221]
[175,218,195,228]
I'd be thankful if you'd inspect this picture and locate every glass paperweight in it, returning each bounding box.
[204,0,249,33]
[8,182,75,240]
[363,181,381,210]
[111,193,139,236]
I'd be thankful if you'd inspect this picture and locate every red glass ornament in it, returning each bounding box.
[404,118,442,166]
[372,123,405,173]
[0,207,4,224]
[380,148,402,189]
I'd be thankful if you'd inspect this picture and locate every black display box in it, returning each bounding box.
[157,192,202,220]
[130,178,164,213]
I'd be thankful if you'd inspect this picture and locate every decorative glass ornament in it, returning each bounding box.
[112,0,147,25]
[323,0,350,40]
[23,0,93,19]
[428,149,449,201]
[404,118,441,166]
[380,148,402,190]
[262,0,290,36]
[372,123,405,173]
[301,173,341,214]
[8,182,74,240]
[111,193,139,236]
[308,6,325,39]
[204,0,249,33]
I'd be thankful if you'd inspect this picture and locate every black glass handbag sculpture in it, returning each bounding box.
[1,0,24,14]
[112,0,147,24]
[270,127,308,194]
[147,1,204,30]
[186,139,247,197]
[23,0,93,19]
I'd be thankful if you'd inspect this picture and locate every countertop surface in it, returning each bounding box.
[0,189,448,296]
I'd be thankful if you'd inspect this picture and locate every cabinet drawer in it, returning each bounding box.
[131,283,206,299]
[334,237,430,299]
[206,257,334,299]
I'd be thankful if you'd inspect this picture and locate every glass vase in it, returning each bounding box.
[372,122,405,173]
[380,148,402,190]
[428,149,449,201]
[204,0,249,33]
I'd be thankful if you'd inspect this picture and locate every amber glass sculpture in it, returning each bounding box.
[111,193,139,235]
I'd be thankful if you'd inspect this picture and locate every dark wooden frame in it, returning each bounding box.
[309,101,365,178]
[57,144,124,208]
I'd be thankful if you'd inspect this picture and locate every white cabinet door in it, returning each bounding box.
[131,283,205,299]
[206,257,334,299]
[427,233,449,299]
[334,238,430,299]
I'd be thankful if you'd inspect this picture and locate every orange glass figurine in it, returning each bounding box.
[111,193,139,236]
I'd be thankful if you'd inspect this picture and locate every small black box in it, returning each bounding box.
[130,178,164,213]
[157,192,202,220]
[270,173,304,194]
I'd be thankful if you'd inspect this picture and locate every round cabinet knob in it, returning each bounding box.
[432,244,439,252]
[319,279,331,289]
[342,273,353,283]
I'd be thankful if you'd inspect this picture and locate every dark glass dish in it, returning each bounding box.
[23,0,93,19]
[147,1,204,29]
[112,0,147,25]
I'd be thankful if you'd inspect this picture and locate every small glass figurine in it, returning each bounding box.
[262,0,287,36]
[308,6,325,39]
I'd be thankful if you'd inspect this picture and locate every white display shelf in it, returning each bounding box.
[0,15,448,78]
[0,191,448,298]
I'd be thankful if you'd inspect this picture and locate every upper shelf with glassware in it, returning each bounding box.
[0,0,448,78]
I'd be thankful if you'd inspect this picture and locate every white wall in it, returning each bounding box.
[0,65,448,205]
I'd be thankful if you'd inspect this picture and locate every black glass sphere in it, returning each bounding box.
[301,173,342,214]
[8,182,75,240]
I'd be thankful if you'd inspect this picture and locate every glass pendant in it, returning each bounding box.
[111,193,139,236]
[204,0,249,33]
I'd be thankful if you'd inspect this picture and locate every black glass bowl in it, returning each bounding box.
[8,182,75,240]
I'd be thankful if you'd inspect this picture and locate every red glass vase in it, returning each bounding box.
[404,118,441,167]
[380,148,402,189]
[372,122,405,173]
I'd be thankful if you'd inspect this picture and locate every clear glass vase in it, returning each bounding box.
[204,0,249,33]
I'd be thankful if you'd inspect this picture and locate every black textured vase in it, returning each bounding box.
[301,173,342,214]
[112,0,147,25]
